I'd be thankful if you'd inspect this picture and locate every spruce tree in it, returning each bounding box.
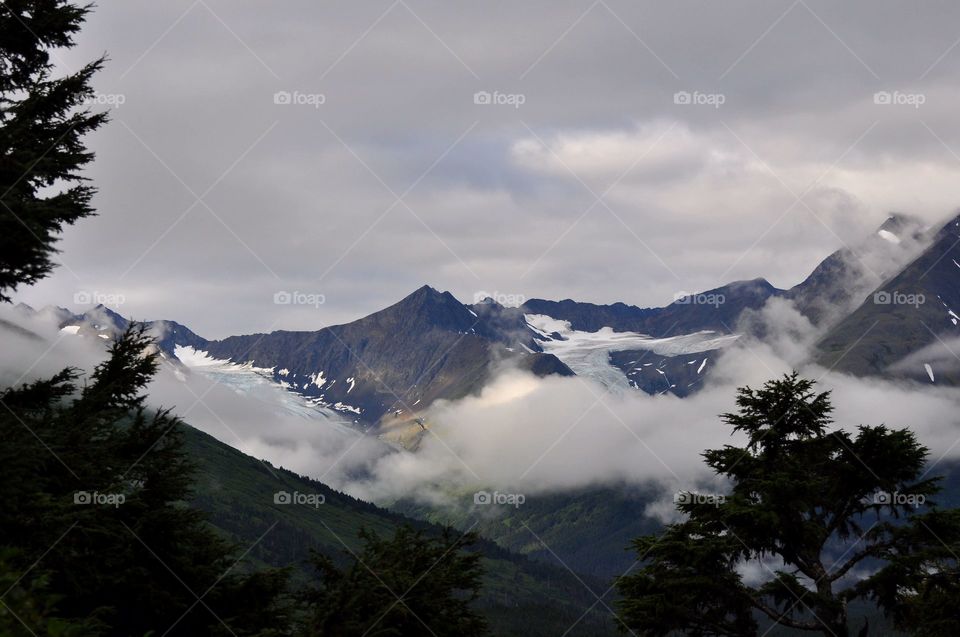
[0,0,107,301]
[617,373,960,637]
[0,326,290,636]
[300,525,488,637]
[1,6,291,633]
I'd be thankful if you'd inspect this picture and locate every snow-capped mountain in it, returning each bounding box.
[25,210,960,424]
[192,285,573,423]
[815,212,960,383]
[785,213,930,328]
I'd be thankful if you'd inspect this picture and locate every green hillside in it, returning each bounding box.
[394,486,664,579]
[182,424,619,636]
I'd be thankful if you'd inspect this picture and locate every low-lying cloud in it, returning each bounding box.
[4,293,960,523]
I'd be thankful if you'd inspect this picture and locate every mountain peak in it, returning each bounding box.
[87,304,128,324]
[874,212,926,245]
[878,212,921,233]
[411,283,440,295]
[399,284,459,307]
[368,285,476,333]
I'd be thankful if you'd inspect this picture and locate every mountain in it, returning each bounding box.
[16,303,207,362]
[26,212,954,417]
[521,277,779,336]
[786,213,929,328]
[816,213,960,381]
[198,286,573,424]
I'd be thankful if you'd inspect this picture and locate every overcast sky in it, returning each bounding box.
[15,0,960,337]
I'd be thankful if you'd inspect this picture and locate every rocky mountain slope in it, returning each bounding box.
[24,211,960,425]
[816,213,960,382]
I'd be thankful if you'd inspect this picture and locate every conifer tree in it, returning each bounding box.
[0,0,108,301]
[618,373,960,637]
[301,525,488,637]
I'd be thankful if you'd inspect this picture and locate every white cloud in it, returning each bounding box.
[11,0,960,336]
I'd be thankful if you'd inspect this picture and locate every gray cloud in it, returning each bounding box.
[5,293,960,524]
[342,325,960,510]
[12,0,960,336]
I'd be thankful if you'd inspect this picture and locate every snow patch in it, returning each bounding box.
[333,402,361,415]
[310,371,328,388]
[878,229,901,244]
[525,314,572,337]
[524,313,736,391]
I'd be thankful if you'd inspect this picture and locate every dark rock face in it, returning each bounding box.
[608,349,716,397]
[199,286,565,422]
[786,213,929,328]
[815,214,960,379]
[521,278,780,337]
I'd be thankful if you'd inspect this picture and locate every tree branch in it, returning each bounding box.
[828,540,892,583]
[748,592,821,631]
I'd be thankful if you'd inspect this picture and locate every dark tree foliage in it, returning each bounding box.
[301,525,488,637]
[0,548,95,636]
[0,326,290,636]
[617,373,960,637]
[0,0,108,301]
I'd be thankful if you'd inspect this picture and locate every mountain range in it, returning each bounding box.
[17,211,959,428]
